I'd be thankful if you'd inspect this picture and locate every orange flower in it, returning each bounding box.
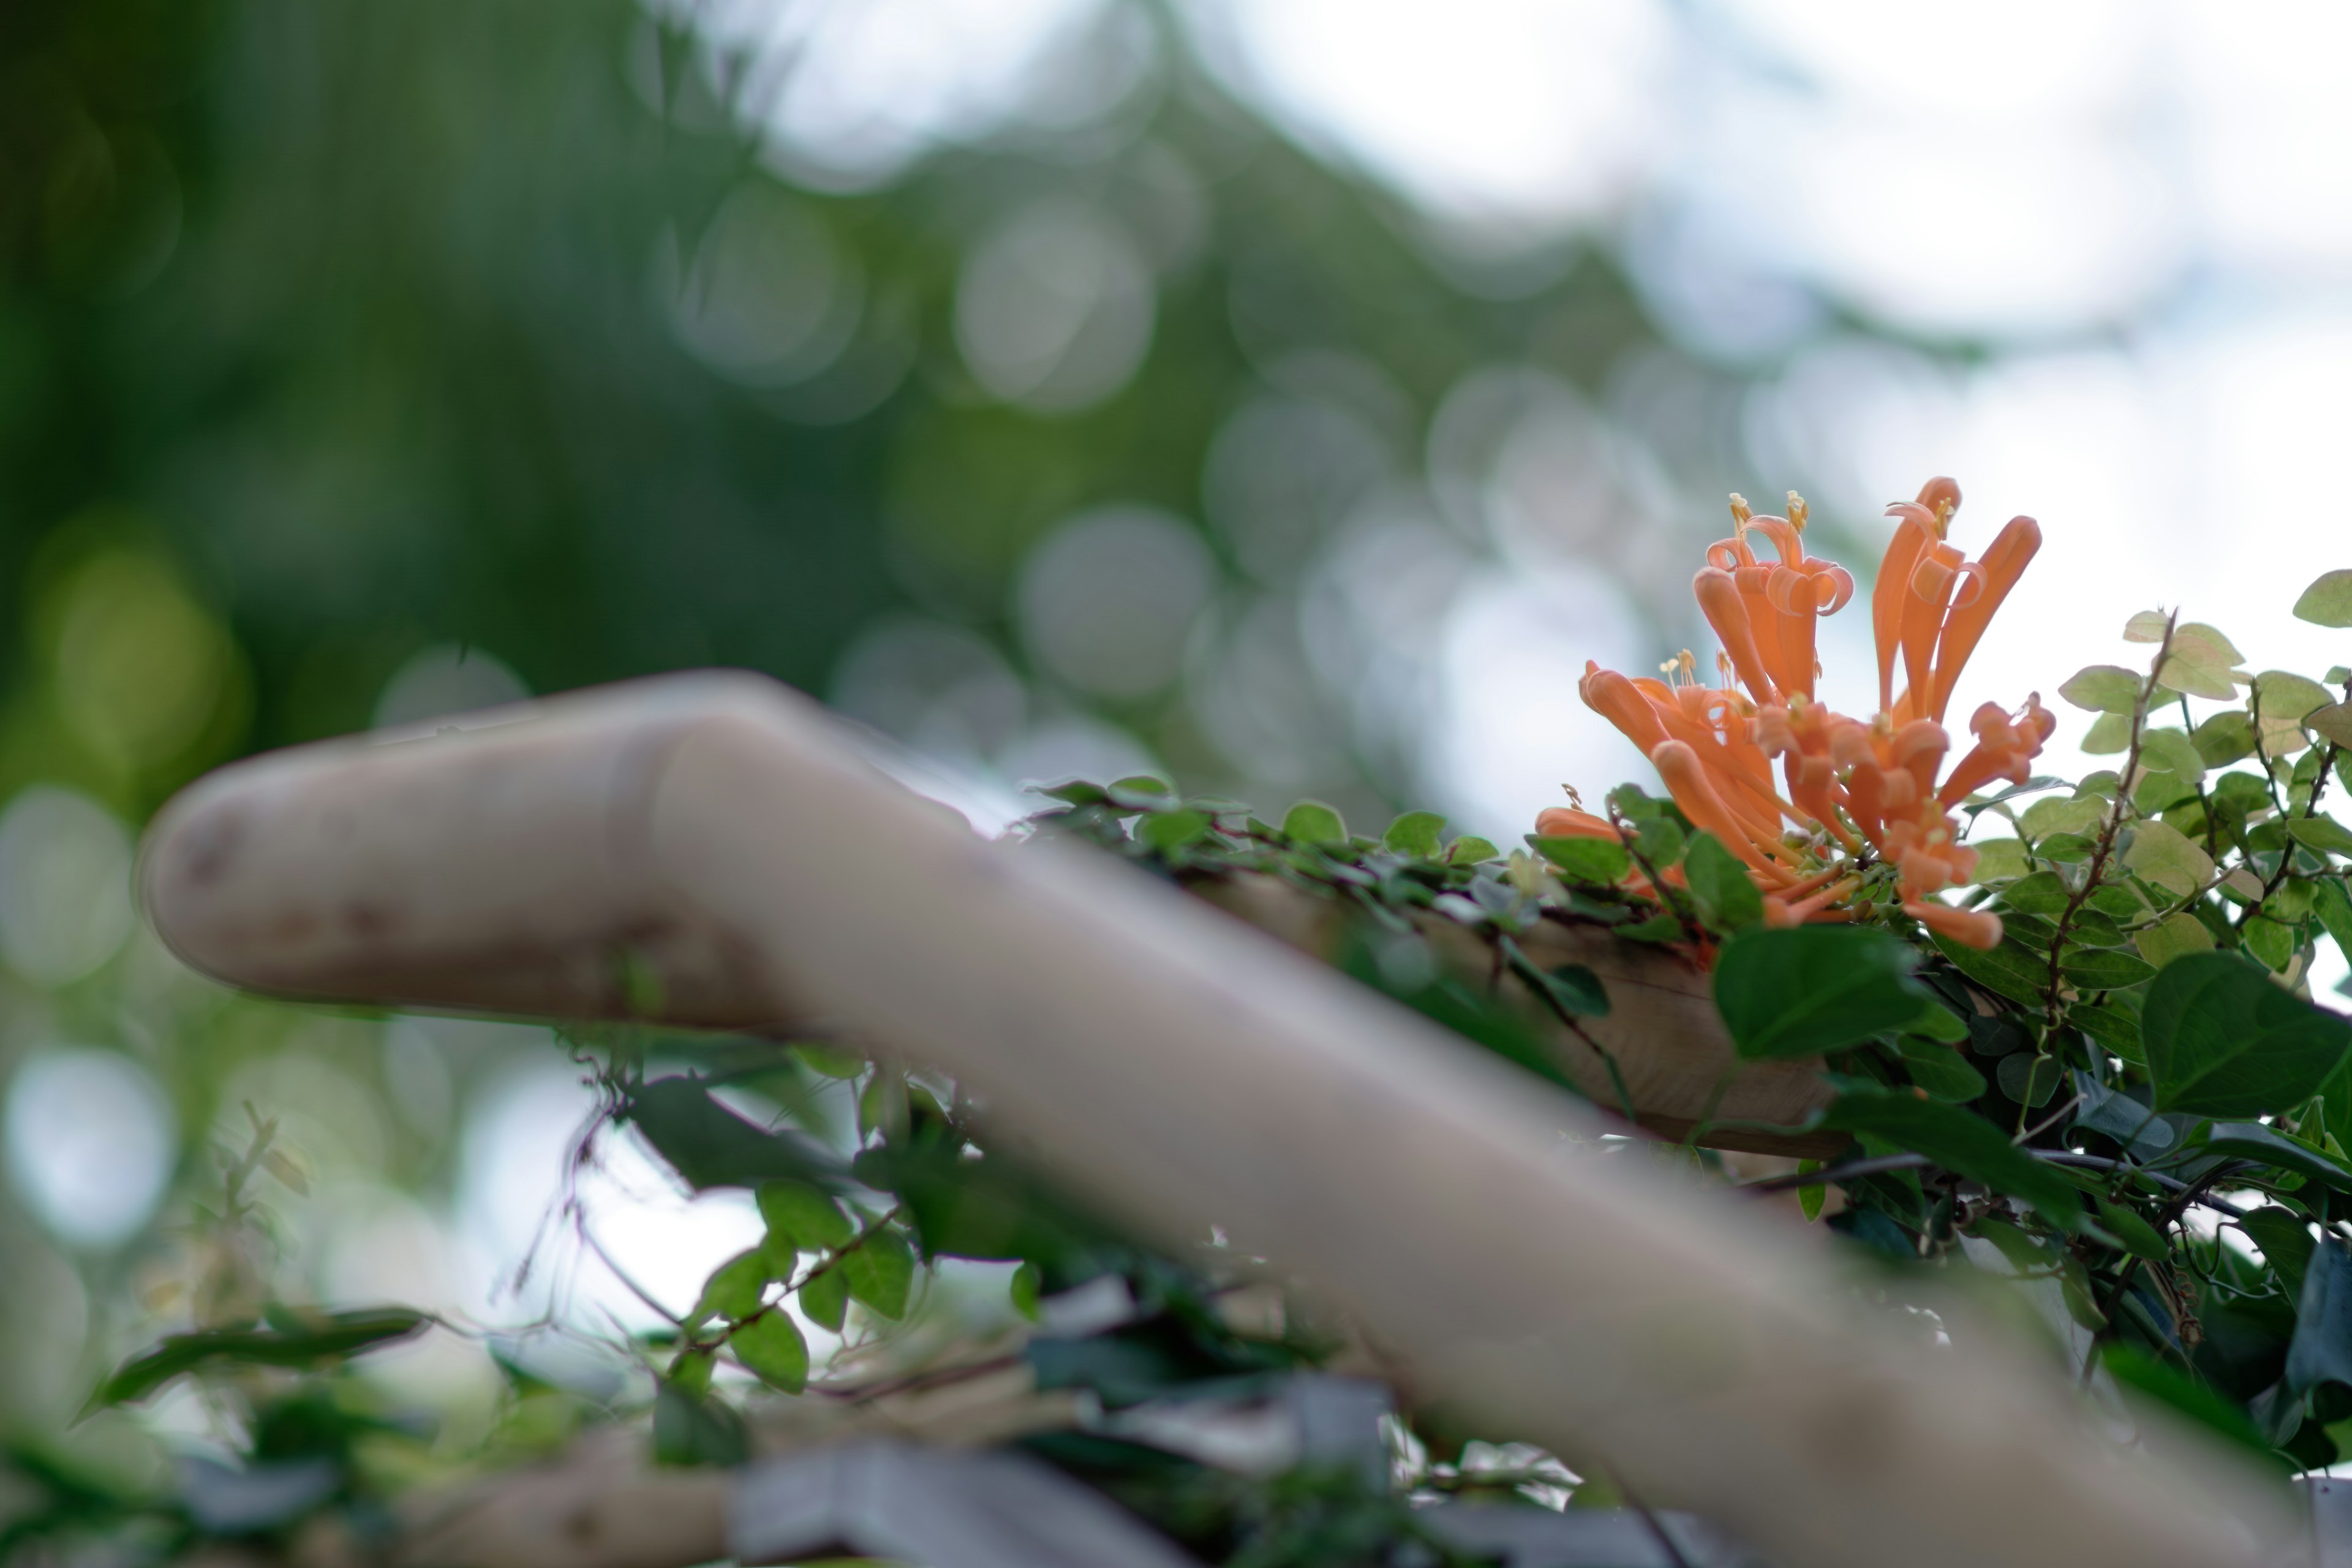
[1564,478,2047,951]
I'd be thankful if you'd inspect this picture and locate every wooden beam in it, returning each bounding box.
[141,673,2288,1568]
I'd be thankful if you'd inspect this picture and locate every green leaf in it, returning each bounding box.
[2094,1198,2167,1264]
[2291,1240,2352,1398]
[1681,831,1764,932]
[1798,1165,1825,1222]
[2244,915,2296,973]
[1969,839,2029,883]
[2143,952,2352,1116]
[1139,809,1213,853]
[1501,941,1610,1019]
[1931,932,2052,1008]
[1910,1001,1969,1042]
[2124,818,2215,900]
[2239,1207,2316,1295]
[2289,817,2352,858]
[731,1311,809,1393]
[1713,927,1933,1060]
[843,1226,916,1320]
[1898,1038,1986,1102]
[2082,712,2132,754]
[2022,795,2105,840]
[2312,704,2352,751]
[2002,870,2073,916]
[1997,1052,2063,1107]
[797,1265,848,1333]
[1821,1086,2080,1224]
[2199,1123,2352,1195]
[1446,835,1501,865]
[2256,670,2335,723]
[2068,1003,2146,1063]
[652,1379,748,1467]
[2316,878,2352,963]
[758,1182,854,1253]
[2124,610,2171,643]
[627,1077,840,1193]
[2101,1344,2271,1459]
[2069,1071,2174,1156]
[1009,1261,1043,1322]
[2133,911,2214,970]
[2059,665,2142,714]
[1281,801,1347,846]
[2195,710,2259,767]
[2059,948,2157,990]
[1630,814,1685,869]
[1382,812,1446,858]
[1615,910,1687,943]
[2294,570,2352,628]
[95,1308,428,1407]
[1529,835,1629,884]
[692,1250,771,1325]
[2139,728,2206,782]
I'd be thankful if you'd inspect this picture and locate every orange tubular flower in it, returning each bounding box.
[1562,477,2051,951]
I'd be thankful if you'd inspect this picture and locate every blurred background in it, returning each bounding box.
[6,0,2352,1491]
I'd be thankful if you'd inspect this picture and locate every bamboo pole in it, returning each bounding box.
[141,673,2292,1568]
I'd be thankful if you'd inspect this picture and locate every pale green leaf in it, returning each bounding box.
[2177,622,2245,665]
[2157,654,2242,701]
[2289,817,2352,858]
[2124,610,2171,643]
[1282,801,1348,846]
[2138,727,2205,782]
[2059,665,2141,714]
[2124,818,2215,900]
[2022,795,2105,840]
[2294,569,2352,628]
[2081,712,2132,754]
[1969,839,2030,884]
[1382,812,1446,858]
[2256,670,2335,722]
[2311,704,2352,751]
[2134,912,2215,970]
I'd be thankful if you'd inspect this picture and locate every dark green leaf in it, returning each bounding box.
[1009,1262,1042,1322]
[1529,835,1629,885]
[2240,1208,2316,1296]
[2244,915,2296,973]
[2068,1071,2176,1158]
[2291,1240,2352,1397]
[1997,1052,2062,1107]
[843,1226,916,1320]
[652,1380,747,1468]
[2095,1198,2168,1263]
[1681,831,1763,932]
[2038,832,2099,862]
[1139,809,1213,853]
[1713,926,1934,1060]
[1896,1039,1986,1102]
[1821,1087,2080,1224]
[1909,1001,1969,1042]
[797,1265,848,1333]
[2003,871,2073,916]
[1500,940,1610,1019]
[731,1312,809,1393]
[2316,878,2352,962]
[1382,812,1446,859]
[1036,781,1109,807]
[2196,1123,2352,1195]
[1931,932,2051,1007]
[2101,1344,2271,1458]
[2059,948,2156,990]
[2143,953,2352,1116]
[627,1079,837,1192]
[2068,1003,2145,1060]
[96,1309,428,1407]
[1615,911,1687,943]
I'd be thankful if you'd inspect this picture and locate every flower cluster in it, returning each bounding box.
[1540,478,2052,950]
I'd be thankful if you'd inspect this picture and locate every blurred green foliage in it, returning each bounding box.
[1,0,1689,825]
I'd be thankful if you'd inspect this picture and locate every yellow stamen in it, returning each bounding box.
[1727,493,1753,532]
[1786,491,1809,532]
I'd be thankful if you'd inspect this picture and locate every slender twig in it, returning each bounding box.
[1605,1465,1695,1568]
[1741,1150,2248,1219]
[2241,675,2351,925]
[2043,613,2177,1040]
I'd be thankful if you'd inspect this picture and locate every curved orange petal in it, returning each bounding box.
[1926,515,2041,723]
[1905,900,2003,950]
[1694,568,1781,704]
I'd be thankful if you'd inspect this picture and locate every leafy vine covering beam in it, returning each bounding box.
[141,673,2285,1568]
